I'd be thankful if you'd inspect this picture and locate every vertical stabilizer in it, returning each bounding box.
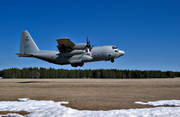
[20,30,39,54]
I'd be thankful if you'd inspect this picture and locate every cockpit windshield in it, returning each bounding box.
[112,46,118,49]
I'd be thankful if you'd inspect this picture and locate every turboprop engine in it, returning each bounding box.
[62,50,85,56]
[73,43,87,50]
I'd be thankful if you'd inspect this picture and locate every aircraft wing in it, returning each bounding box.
[56,38,75,53]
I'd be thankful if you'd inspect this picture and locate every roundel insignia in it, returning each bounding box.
[25,36,29,41]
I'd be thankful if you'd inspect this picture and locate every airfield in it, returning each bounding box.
[0,78,180,111]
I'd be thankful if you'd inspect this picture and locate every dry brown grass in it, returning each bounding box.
[0,111,29,116]
[0,78,180,110]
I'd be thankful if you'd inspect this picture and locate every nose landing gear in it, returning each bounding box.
[111,59,114,63]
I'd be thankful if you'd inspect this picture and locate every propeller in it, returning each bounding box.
[86,37,92,51]
[85,37,93,56]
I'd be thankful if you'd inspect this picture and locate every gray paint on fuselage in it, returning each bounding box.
[31,45,122,65]
[17,31,125,67]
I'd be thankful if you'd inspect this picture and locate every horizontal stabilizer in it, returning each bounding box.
[16,53,34,57]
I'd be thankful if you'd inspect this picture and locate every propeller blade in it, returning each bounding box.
[86,36,93,51]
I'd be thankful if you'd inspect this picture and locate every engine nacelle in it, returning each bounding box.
[73,43,86,50]
[81,55,93,62]
[69,54,93,63]
[62,50,85,56]
[70,50,85,55]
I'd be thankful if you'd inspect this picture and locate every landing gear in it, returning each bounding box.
[71,62,84,67]
[111,59,114,63]
[71,64,78,67]
[79,63,84,67]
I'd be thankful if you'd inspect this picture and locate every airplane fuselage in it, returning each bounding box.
[28,46,124,67]
[17,31,125,67]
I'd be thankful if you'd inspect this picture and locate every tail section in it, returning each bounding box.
[18,31,39,56]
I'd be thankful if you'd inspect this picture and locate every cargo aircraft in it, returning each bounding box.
[17,31,125,67]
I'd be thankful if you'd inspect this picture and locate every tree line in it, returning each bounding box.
[0,67,179,79]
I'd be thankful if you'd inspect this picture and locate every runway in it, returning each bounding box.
[0,78,180,110]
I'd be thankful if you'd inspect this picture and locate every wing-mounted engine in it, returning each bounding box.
[56,37,93,53]
[69,54,93,67]
[73,43,87,50]
[56,37,94,66]
[62,50,85,56]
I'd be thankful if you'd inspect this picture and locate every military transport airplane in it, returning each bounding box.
[17,31,125,67]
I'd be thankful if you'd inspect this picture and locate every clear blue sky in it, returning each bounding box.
[0,0,180,71]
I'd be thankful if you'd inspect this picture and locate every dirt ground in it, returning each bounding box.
[0,78,180,110]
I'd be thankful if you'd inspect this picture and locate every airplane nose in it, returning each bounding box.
[119,50,125,56]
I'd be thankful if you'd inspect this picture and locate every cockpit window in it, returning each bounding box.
[115,50,118,52]
[112,46,118,49]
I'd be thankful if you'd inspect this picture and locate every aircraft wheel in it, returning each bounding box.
[79,63,84,67]
[111,59,114,63]
[71,64,78,67]
[71,63,84,67]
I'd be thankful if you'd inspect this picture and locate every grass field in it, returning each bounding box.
[0,78,180,110]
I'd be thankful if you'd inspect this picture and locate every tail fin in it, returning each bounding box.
[19,30,39,54]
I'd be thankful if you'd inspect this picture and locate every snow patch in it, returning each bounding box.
[0,113,24,117]
[135,100,180,106]
[17,98,29,102]
[0,99,180,117]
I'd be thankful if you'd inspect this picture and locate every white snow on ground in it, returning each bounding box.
[0,113,24,117]
[0,99,180,117]
[17,98,30,102]
[135,100,180,106]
